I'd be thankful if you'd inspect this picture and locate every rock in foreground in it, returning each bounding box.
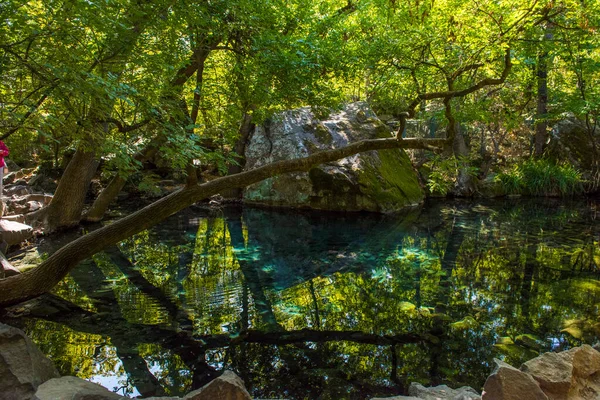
[0,323,60,400]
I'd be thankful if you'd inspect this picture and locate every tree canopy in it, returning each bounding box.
[0,0,599,303]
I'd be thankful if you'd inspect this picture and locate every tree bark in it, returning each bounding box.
[84,145,159,222]
[534,51,548,157]
[223,112,255,198]
[44,141,100,230]
[83,176,127,222]
[0,136,445,306]
[534,27,553,158]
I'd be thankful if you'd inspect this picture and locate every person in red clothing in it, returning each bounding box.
[0,140,9,204]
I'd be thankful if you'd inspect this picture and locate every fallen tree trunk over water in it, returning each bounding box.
[0,137,445,306]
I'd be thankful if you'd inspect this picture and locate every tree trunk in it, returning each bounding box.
[0,136,445,307]
[534,51,548,157]
[534,27,553,158]
[223,112,255,199]
[83,176,126,222]
[444,98,476,196]
[44,141,100,230]
[84,145,159,222]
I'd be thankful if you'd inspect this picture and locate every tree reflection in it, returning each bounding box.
[2,199,600,399]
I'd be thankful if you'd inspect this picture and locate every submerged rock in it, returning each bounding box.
[243,102,424,212]
[0,323,60,400]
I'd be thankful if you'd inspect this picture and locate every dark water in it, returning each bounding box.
[5,198,600,399]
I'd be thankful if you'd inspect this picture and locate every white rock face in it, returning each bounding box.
[243,102,424,212]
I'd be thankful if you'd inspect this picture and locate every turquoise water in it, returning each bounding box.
[6,198,600,399]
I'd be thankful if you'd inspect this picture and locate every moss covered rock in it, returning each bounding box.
[243,102,424,212]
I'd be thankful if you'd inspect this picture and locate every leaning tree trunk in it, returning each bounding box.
[0,136,446,306]
[83,175,127,222]
[43,140,100,230]
[84,145,159,222]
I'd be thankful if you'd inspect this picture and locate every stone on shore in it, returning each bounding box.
[482,359,548,400]
[521,351,573,399]
[184,370,252,400]
[408,382,481,399]
[0,219,33,247]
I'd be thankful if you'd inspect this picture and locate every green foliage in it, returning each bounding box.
[496,159,584,196]
[426,156,478,196]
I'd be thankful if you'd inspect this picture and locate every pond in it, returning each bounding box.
[3,198,600,399]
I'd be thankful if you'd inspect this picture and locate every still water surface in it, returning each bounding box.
[8,198,600,399]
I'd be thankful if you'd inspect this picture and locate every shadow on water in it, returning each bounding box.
[2,197,600,399]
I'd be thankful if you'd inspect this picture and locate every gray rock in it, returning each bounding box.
[34,376,126,400]
[0,323,60,400]
[0,219,33,247]
[409,382,481,399]
[5,184,31,197]
[482,359,548,400]
[26,201,42,212]
[243,102,424,212]
[548,116,595,173]
[521,351,573,399]
[184,370,252,400]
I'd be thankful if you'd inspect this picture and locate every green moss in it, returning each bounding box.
[358,149,424,211]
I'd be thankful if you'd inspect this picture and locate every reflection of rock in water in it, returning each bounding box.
[225,206,421,291]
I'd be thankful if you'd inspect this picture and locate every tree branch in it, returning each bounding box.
[102,118,151,133]
[406,49,512,116]
[0,136,446,306]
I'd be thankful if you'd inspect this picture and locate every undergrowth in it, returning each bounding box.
[496,159,583,196]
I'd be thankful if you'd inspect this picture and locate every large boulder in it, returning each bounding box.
[0,323,60,400]
[243,102,424,212]
[519,344,600,400]
[34,376,127,400]
[521,351,573,399]
[548,117,595,169]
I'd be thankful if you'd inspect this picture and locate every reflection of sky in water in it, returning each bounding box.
[89,356,141,398]
[10,199,600,399]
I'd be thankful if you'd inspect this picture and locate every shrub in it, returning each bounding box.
[496,159,583,196]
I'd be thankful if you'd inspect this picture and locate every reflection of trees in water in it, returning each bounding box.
[3,199,600,398]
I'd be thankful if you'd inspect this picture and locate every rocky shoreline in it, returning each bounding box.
[1,322,599,400]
